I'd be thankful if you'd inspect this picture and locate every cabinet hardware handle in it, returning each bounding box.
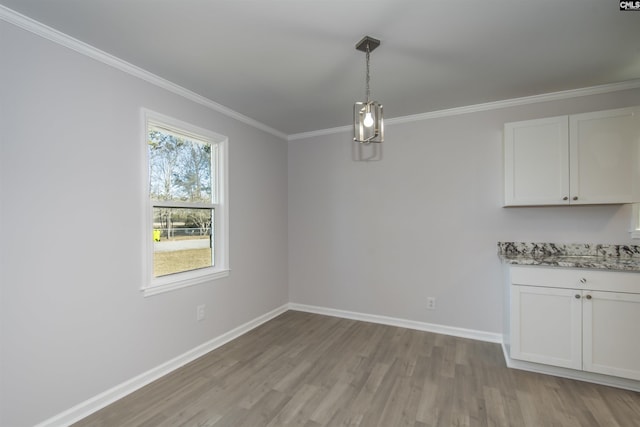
[575,294,581,299]
[586,294,592,300]
[580,278,587,284]
[563,196,568,200]
[573,196,578,200]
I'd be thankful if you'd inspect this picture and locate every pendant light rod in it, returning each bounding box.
[355,36,380,103]
[365,46,370,102]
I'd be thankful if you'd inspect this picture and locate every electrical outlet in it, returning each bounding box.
[196,304,206,321]
[427,297,436,310]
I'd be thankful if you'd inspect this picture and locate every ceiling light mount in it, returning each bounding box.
[354,35,383,144]
[355,36,380,53]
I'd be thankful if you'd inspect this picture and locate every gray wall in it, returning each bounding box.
[2,12,640,427]
[288,89,640,335]
[0,22,288,426]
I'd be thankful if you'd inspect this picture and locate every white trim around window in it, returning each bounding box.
[141,109,229,297]
[632,203,640,239]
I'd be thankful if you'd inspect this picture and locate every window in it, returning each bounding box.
[142,110,228,296]
[633,203,640,239]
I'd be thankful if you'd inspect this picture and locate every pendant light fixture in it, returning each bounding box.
[354,36,383,143]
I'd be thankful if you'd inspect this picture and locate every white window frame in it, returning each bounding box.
[141,109,229,296]
[632,203,640,239]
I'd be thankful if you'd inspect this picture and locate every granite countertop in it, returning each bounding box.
[497,242,640,272]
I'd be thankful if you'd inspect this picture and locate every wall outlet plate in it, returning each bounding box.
[196,304,206,321]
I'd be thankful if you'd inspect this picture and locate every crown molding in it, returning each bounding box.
[288,79,640,141]
[0,5,288,141]
[389,79,640,126]
[288,124,353,141]
[3,5,639,144]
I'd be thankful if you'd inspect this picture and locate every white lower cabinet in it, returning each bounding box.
[509,266,640,381]
[583,291,640,380]
[511,285,582,370]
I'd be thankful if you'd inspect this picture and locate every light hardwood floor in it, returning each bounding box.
[73,311,640,427]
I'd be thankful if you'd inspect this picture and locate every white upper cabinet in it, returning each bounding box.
[570,108,640,204]
[504,116,569,206]
[504,107,640,206]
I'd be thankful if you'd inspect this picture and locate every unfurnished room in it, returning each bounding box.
[1,1,640,426]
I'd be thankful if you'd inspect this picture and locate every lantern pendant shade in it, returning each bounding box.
[354,101,383,143]
[353,36,383,144]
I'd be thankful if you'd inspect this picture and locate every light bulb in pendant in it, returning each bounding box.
[363,111,374,127]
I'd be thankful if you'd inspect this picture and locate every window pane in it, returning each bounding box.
[153,207,213,277]
[148,126,212,203]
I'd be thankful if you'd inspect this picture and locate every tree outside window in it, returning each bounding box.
[143,110,229,295]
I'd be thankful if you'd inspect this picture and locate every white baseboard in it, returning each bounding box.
[288,303,503,344]
[501,343,640,393]
[35,302,638,427]
[34,304,289,427]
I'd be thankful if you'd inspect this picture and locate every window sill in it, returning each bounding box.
[141,268,230,297]
[631,230,640,240]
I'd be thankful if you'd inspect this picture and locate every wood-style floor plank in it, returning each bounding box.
[72,311,640,427]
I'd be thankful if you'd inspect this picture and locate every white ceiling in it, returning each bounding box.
[2,0,640,136]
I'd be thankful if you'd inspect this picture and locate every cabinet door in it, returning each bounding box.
[510,285,582,369]
[504,116,569,206]
[569,107,640,204]
[583,291,640,380]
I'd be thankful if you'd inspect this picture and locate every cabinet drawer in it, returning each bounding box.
[510,265,640,293]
